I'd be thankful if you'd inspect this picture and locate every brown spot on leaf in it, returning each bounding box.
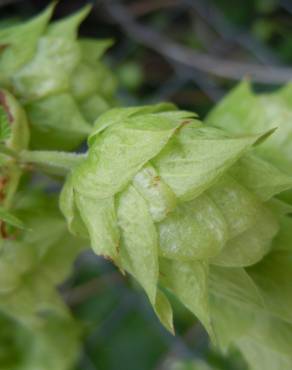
[151,175,161,187]
[0,175,9,204]
[0,44,8,53]
[0,90,13,123]
[0,221,8,239]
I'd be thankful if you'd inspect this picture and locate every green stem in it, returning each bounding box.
[0,144,19,159]
[19,150,86,176]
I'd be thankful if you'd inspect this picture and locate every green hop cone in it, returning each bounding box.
[60,101,292,359]
[205,81,292,370]
[0,4,117,151]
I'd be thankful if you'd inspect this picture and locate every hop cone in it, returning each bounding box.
[0,4,116,151]
[61,102,292,370]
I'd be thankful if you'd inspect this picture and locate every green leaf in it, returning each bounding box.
[153,289,174,334]
[0,241,33,293]
[229,153,292,201]
[59,174,88,237]
[210,266,264,310]
[153,125,264,202]
[237,337,292,370]
[269,215,292,252]
[47,5,91,38]
[65,15,114,105]
[247,250,292,323]
[208,175,267,239]
[0,4,54,81]
[0,105,11,143]
[26,93,91,150]
[209,266,264,349]
[75,194,120,263]
[13,16,82,100]
[0,89,29,151]
[71,62,104,101]
[211,207,278,267]
[206,80,292,177]
[79,94,110,122]
[0,308,81,370]
[16,191,85,285]
[208,176,279,267]
[117,185,159,304]
[79,38,113,63]
[160,258,213,337]
[158,194,227,260]
[0,206,24,230]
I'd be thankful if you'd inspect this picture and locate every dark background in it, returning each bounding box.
[1,1,292,369]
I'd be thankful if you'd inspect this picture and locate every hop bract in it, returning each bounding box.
[0,4,116,150]
[60,102,292,362]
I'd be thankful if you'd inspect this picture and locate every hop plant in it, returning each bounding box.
[60,102,292,370]
[0,4,116,151]
[1,4,292,370]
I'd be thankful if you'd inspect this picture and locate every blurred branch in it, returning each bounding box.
[129,0,180,17]
[64,272,121,306]
[0,0,22,7]
[188,0,281,64]
[105,1,292,84]
[280,0,292,13]
[155,323,208,370]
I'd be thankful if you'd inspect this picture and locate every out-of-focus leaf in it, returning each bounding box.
[209,266,264,349]
[0,4,54,81]
[0,105,11,143]
[206,80,292,176]
[0,206,24,230]
[247,223,292,323]
[79,38,113,63]
[12,8,90,101]
[0,89,29,151]
[79,94,110,122]
[47,6,91,38]
[26,93,91,150]
[237,337,292,370]
[229,153,292,201]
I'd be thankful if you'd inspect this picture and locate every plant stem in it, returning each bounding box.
[0,144,19,159]
[19,150,86,176]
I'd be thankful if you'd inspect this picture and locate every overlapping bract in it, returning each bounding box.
[0,4,116,150]
[60,101,292,367]
[205,81,292,370]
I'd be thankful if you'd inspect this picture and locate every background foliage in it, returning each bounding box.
[1,1,292,369]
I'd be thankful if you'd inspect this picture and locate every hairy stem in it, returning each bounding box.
[20,150,87,176]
